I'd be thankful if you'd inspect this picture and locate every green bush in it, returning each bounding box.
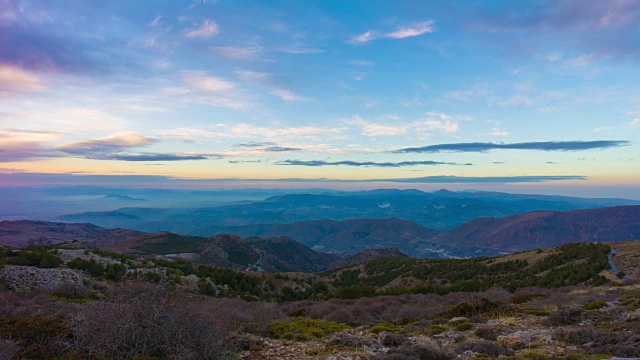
[455,322,474,331]
[584,300,607,310]
[266,317,351,340]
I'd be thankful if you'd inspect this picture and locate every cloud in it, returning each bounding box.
[216,123,346,143]
[487,128,509,137]
[263,146,300,152]
[0,64,45,96]
[234,141,277,148]
[0,141,55,162]
[235,70,269,81]
[182,72,235,92]
[0,172,587,188]
[279,47,325,54]
[631,118,640,126]
[350,21,435,44]
[386,21,436,39]
[211,46,262,60]
[271,89,304,101]
[229,160,262,164]
[472,0,640,60]
[594,127,613,132]
[392,140,629,154]
[348,113,459,137]
[368,175,587,183]
[59,132,155,155]
[185,20,219,38]
[348,60,375,66]
[276,160,471,167]
[93,153,214,161]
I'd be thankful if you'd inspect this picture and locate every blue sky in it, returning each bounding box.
[1,0,639,198]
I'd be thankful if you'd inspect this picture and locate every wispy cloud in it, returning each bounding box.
[276,159,471,167]
[211,46,262,60]
[0,65,45,96]
[94,152,215,161]
[0,141,55,162]
[348,112,459,137]
[235,70,269,81]
[218,123,345,142]
[185,20,219,39]
[182,72,235,92]
[350,21,435,44]
[59,132,155,155]
[369,175,587,184]
[631,118,640,127]
[386,21,436,39]
[271,89,304,101]
[279,47,325,54]
[392,140,629,154]
[487,128,509,137]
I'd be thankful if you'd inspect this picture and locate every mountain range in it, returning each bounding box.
[54,189,639,235]
[3,204,640,261]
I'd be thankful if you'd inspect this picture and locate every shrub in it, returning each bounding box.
[0,338,19,360]
[266,317,351,340]
[455,339,515,357]
[380,332,407,347]
[328,332,374,347]
[589,332,640,357]
[0,315,71,359]
[455,322,474,331]
[474,326,500,341]
[73,281,228,359]
[510,293,547,304]
[427,325,448,336]
[546,306,584,325]
[372,342,455,360]
[553,327,598,345]
[584,300,607,310]
[369,324,395,334]
[49,282,87,300]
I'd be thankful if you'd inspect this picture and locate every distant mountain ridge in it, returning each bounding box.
[207,218,439,256]
[3,204,640,262]
[0,220,142,248]
[429,205,640,254]
[55,189,640,235]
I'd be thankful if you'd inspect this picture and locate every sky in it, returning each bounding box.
[1,0,639,198]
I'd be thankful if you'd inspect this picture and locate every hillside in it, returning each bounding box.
[431,205,640,254]
[328,248,406,270]
[0,220,142,247]
[211,218,439,256]
[0,241,638,359]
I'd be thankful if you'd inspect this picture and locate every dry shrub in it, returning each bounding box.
[282,294,447,326]
[210,298,283,335]
[327,332,374,347]
[0,339,19,360]
[372,342,455,360]
[553,326,598,345]
[49,282,87,300]
[380,332,407,347]
[0,315,72,359]
[546,306,584,325]
[73,280,230,359]
[455,339,515,357]
[589,332,640,357]
[474,326,500,341]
